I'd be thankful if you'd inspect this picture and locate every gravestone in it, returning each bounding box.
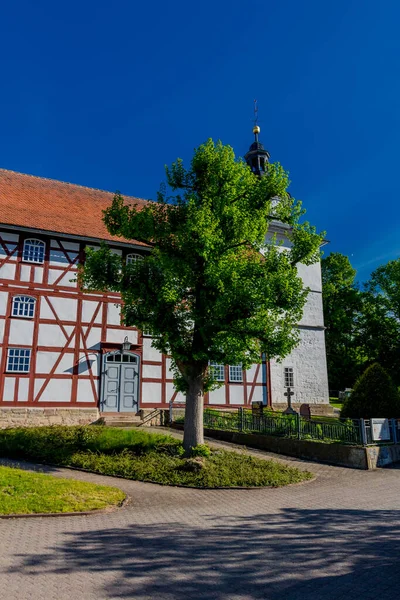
[252,401,263,416]
[300,403,311,421]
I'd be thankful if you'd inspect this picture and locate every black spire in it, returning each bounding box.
[244,125,270,176]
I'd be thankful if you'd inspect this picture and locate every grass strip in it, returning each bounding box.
[0,465,126,515]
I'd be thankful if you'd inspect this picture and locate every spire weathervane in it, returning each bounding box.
[253,99,260,141]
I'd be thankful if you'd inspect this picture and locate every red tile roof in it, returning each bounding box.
[0,169,149,245]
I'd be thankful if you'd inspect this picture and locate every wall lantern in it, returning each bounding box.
[121,336,131,355]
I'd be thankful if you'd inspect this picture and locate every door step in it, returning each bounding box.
[100,413,144,428]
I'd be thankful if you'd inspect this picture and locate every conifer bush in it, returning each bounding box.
[341,363,400,418]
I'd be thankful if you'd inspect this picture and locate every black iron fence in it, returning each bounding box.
[202,408,365,445]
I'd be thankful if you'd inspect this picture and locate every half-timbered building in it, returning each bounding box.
[0,134,330,427]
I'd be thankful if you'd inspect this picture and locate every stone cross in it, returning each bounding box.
[284,387,296,415]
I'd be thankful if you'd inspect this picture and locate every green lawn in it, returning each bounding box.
[0,426,313,488]
[329,397,343,411]
[0,465,126,515]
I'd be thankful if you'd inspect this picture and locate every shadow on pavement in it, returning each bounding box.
[6,508,400,599]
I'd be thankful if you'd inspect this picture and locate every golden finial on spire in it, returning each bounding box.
[253,100,260,138]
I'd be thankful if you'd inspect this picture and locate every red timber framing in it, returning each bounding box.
[0,229,271,410]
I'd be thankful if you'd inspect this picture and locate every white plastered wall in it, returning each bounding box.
[270,328,329,405]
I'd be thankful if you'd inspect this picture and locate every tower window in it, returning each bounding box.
[284,367,294,388]
[6,348,31,372]
[12,296,36,318]
[23,239,45,264]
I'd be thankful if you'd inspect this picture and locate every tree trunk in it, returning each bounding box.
[183,376,204,453]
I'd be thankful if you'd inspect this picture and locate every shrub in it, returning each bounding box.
[190,443,212,458]
[341,363,400,419]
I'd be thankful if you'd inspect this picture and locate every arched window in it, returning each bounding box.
[12,296,36,318]
[23,239,45,263]
[126,253,143,265]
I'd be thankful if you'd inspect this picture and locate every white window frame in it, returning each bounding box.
[284,367,294,388]
[22,239,45,264]
[210,362,225,382]
[12,296,36,318]
[229,364,243,383]
[6,348,31,373]
[126,253,143,265]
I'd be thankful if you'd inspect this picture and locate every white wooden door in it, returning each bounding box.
[101,353,139,412]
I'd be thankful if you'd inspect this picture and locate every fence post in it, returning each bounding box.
[360,419,367,446]
[391,419,397,444]
[296,412,301,440]
[239,407,244,432]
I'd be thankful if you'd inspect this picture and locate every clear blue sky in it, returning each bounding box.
[1,0,399,283]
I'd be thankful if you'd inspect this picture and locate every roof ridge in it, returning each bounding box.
[0,168,149,203]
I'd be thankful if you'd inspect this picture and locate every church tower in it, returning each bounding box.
[244,125,270,176]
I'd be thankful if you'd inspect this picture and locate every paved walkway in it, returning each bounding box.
[1,434,400,600]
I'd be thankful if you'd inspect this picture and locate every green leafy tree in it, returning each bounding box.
[361,258,400,385]
[341,363,400,418]
[321,253,364,390]
[367,258,400,320]
[81,139,324,452]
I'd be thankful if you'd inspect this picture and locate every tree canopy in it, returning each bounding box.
[81,139,324,450]
[322,254,400,391]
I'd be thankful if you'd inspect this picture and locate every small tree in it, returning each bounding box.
[341,363,400,419]
[321,253,364,390]
[81,139,323,452]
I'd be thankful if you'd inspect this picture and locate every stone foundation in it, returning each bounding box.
[0,408,100,429]
[272,403,335,416]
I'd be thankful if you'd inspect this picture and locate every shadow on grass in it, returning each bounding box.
[6,508,400,599]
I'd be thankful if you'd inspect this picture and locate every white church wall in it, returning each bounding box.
[229,386,244,405]
[77,379,97,403]
[166,382,185,403]
[39,379,72,402]
[3,377,15,401]
[38,323,73,347]
[141,382,162,403]
[9,319,34,345]
[0,291,7,315]
[208,386,225,405]
[142,338,162,362]
[299,292,324,328]
[296,261,322,292]
[82,300,102,323]
[143,364,162,379]
[249,385,263,404]
[107,303,121,326]
[270,328,329,405]
[0,263,16,280]
[85,327,102,350]
[34,267,43,284]
[17,378,29,402]
[20,265,30,281]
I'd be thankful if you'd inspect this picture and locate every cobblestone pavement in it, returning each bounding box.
[1,434,400,600]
